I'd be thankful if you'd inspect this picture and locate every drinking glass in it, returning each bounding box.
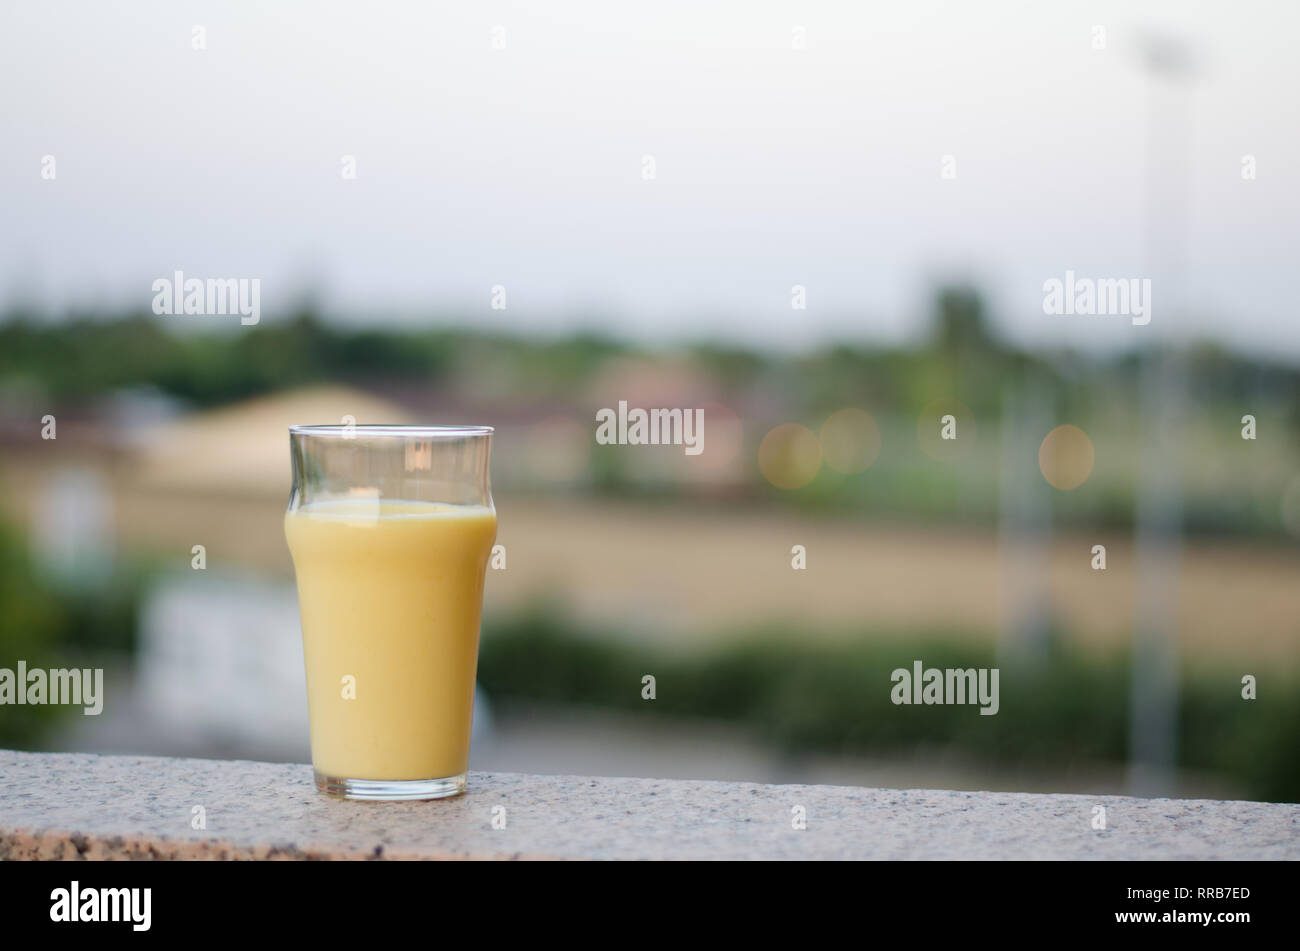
[284,425,496,800]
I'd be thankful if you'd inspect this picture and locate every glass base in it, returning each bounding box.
[315,771,467,801]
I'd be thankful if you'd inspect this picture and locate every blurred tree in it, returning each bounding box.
[932,285,996,353]
[0,517,66,746]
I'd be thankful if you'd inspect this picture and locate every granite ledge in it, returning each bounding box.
[1,750,1297,860]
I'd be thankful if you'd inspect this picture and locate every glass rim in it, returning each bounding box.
[289,424,494,438]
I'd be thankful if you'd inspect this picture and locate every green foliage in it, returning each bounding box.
[687,341,768,388]
[0,310,454,406]
[0,516,141,748]
[0,519,65,744]
[479,608,1300,802]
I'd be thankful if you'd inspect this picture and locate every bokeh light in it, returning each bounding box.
[1038,424,1095,491]
[758,423,822,490]
[819,408,882,474]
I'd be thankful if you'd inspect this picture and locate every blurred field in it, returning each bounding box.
[2,447,1295,665]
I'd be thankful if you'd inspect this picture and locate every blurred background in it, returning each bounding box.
[1,1,1297,802]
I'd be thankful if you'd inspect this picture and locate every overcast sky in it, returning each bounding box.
[2,1,1298,360]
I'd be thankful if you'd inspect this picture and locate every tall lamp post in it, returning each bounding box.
[1129,31,1197,797]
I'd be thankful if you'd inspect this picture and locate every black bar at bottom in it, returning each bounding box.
[0,858,1283,937]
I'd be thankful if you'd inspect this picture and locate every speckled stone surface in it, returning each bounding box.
[1,750,1296,860]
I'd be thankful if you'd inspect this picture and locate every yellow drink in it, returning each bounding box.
[284,499,497,782]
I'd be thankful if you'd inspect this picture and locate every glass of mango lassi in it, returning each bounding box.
[284,425,497,800]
